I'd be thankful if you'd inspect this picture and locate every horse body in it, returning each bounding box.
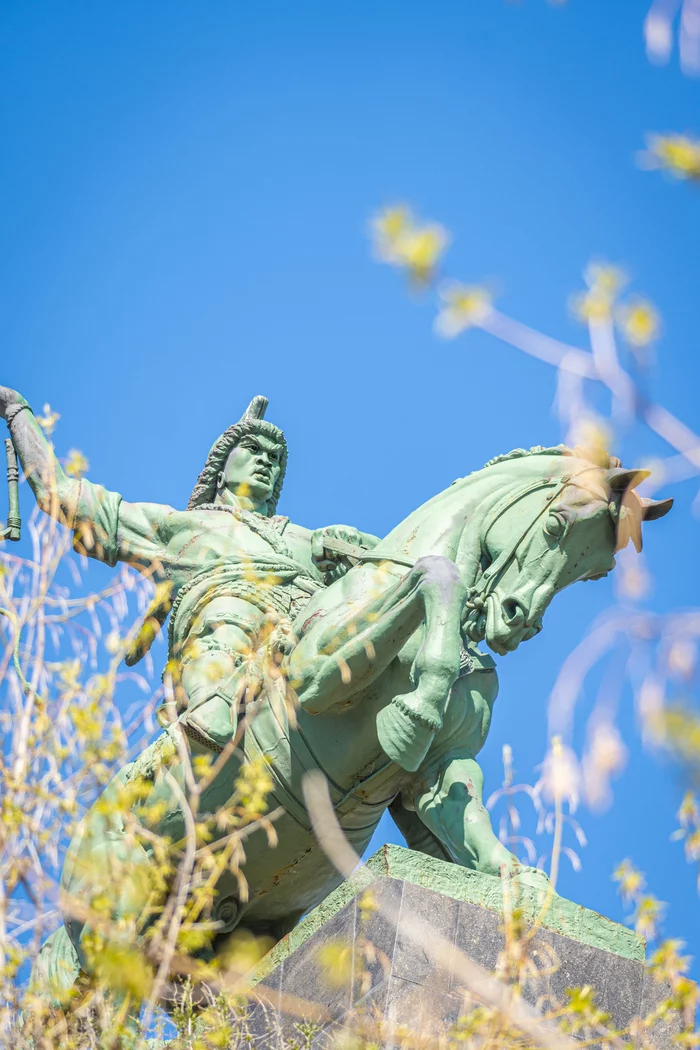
[218,645,496,934]
[33,447,672,1008]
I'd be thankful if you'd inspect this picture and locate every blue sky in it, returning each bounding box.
[2,0,700,968]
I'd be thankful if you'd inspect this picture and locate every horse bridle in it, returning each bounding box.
[462,464,608,613]
[320,465,608,614]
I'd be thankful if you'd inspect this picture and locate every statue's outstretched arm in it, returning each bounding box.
[1,386,172,574]
[0,387,79,520]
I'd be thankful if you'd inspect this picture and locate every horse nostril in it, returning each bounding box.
[502,597,526,626]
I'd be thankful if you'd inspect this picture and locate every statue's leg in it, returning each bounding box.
[290,556,466,770]
[174,600,279,752]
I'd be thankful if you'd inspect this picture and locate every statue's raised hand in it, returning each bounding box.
[0,386,21,421]
[311,525,376,583]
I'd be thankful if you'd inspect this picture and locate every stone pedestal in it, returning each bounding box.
[246,845,688,1048]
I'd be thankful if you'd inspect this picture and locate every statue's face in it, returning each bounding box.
[474,479,617,656]
[221,432,283,506]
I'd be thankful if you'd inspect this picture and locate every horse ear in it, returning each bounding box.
[641,496,674,521]
[607,467,651,491]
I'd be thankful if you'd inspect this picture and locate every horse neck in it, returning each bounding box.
[378,468,508,585]
[378,457,567,588]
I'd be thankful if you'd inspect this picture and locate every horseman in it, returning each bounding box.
[0,386,379,750]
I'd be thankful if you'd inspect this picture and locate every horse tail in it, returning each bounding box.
[29,924,82,1008]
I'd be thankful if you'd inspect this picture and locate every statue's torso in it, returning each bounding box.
[159,509,319,585]
[154,508,323,655]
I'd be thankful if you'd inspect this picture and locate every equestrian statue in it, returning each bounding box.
[0,386,673,1012]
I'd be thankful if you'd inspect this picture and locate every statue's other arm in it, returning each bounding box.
[1,388,170,575]
[310,525,381,580]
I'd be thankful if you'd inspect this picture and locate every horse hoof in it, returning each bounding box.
[376,701,435,772]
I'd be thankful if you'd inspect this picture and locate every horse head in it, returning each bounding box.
[461,450,673,656]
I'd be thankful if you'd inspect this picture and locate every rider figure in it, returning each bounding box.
[0,387,380,750]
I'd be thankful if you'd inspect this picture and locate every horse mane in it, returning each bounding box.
[481,444,574,470]
[450,444,620,487]
[479,444,620,471]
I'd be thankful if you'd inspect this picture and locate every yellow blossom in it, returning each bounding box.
[64,448,89,478]
[370,204,449,283]
[644,133,700,181]
[234,756,273,815]
[583,721,627,809]
[561,985,610,1034]
[221,929,272,976]
[571,262,627,325]
[571,290,613,323]
[633,894,667,939]
[617,297,661,347]
[684,829,700,861]
[90,944,154,999]
[371,204,412,246]
[538,735,580,810]
[104,630,121,655]
[35,402,61,436]
[584,262,628,296]
[395,225,448,282]
[613,859,645,902]
[570,417,611,468]
[678,792,699,828]
[357,889,378,922]
[58,659,82,693]
[434,281,493,338]
[317,939,353,989]
[192,754,214,779]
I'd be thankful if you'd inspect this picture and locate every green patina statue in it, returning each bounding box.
[0,386,673,1012]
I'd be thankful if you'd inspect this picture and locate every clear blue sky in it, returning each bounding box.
[2,0,699,967]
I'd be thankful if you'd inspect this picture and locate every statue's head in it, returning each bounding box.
[188,396,287,515]
[463,447,673,656]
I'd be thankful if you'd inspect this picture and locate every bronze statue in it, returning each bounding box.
[0,385,672,1016]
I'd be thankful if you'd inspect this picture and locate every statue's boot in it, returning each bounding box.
[175,649,246,752]
[183,692,238,752]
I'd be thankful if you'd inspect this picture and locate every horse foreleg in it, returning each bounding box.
[290,556,466,771]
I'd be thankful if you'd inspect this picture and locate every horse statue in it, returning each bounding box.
[0,387,671,1017]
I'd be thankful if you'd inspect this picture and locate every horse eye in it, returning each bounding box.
[544,511,566,539]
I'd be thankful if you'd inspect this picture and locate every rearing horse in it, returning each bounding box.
[32,445,671,1008]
